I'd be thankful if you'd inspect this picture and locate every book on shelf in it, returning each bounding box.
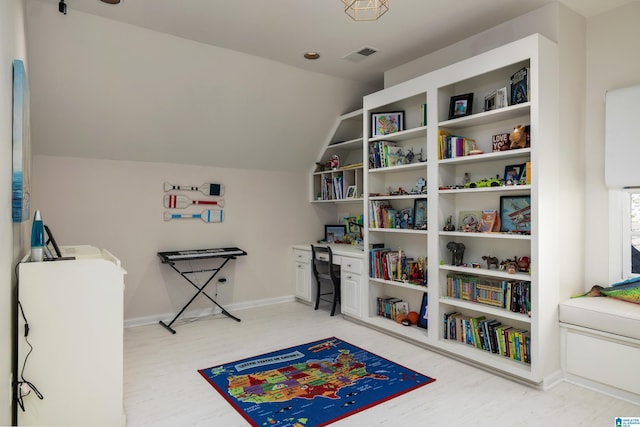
[418,293,428,329]
[386,146,404,167]
[510,66,529,105]
[478,210,497,232]
[420,103,427,126]
[332,173,344,199]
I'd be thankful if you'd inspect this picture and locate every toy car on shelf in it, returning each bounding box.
[464,176,503,188]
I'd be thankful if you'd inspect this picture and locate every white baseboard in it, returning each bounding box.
[124,295,296,328]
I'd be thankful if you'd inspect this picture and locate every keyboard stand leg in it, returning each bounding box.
[159,256,241,333]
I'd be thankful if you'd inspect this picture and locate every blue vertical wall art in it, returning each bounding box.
[12,59,31,223]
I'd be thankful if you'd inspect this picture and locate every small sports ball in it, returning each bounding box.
[395,313,407,324]
[407,311,419,325]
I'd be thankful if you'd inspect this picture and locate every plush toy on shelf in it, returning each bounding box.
[509,124,529,149]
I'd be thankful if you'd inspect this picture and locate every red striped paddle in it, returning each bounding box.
[164,181,225,196]
[164,194,225,209]
[163,209,224,223]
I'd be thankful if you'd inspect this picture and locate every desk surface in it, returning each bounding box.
[292,243,364,258]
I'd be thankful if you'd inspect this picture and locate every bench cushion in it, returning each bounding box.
[559,297,640,341]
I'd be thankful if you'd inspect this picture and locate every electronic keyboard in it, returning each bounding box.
[158,247,247,262]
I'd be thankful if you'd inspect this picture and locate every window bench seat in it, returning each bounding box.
[559,297,640,405]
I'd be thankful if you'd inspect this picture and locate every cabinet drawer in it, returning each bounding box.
[341,257,362,275]
[293,249,310,263]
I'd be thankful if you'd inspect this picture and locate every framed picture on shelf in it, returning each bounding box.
[458,210,481,232]
[448,93,473,120]
[371,111,404,136]
[413,198,428,230]
[324,224,346,243]
[499,195,531,233]
[504,163,525,183]
[345,185,357,199]
[484,90,499,111]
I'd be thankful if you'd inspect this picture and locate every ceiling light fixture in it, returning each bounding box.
[100,0,122,4]
[304,52,320,60]
[342,0,389,21]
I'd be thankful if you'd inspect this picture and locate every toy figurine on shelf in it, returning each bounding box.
[446,241,465,266]
[443,216,456,231]
[482,255,500,269]
[326,155,339,170]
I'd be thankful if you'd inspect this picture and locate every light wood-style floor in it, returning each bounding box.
[124,301,639,426]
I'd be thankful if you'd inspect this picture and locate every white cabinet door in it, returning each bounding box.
[295,261,312,302]
[341,257,362,318]
[294,249,312,302]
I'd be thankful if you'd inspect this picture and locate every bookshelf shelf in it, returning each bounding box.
[439,297,531,323]
[438,185,531,195]
[370,125,428,143]
[439,231,531,241]
[438,102,531,130]
[439,265,531,281]
[369,162,427,174]
[368,228,428,235]
[370,277,428,291]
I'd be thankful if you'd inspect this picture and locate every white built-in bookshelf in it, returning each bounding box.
[324,34,578,388]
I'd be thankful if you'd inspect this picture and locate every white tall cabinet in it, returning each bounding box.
[17,246,126,427]
[355,34,582,387]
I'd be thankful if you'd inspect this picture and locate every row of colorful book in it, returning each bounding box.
[443,312,531,364]
[369,200,413,229]
[369,247,428,285]
[446,274,530,313]
[376,296,409,320]
[438,130,478,160]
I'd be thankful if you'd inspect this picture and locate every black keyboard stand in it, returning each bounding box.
[157,248,247,334]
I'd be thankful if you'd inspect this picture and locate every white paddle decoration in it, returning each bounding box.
[164,209,224,223]
[164,194,225,209]
[164,181,225,196]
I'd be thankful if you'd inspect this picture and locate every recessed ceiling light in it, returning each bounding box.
[304,52,320,60]
[100,0,121,4]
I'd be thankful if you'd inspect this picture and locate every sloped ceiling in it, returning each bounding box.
[23,0,633,172]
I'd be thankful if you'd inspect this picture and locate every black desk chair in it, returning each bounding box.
[311,245,341,316]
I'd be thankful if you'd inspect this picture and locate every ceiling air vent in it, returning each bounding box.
[342,46,378,63]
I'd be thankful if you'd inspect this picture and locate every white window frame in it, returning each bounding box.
[617,188,640,280]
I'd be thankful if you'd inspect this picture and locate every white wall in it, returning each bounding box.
[24,0,374,173]
[384,4,562,88]
[585,2,640,286]
[1,0,28,423]
[31,155,334,323]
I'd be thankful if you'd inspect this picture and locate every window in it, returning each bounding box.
[622,189,640,277]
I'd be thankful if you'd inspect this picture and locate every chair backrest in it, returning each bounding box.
[311,245,339,282]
